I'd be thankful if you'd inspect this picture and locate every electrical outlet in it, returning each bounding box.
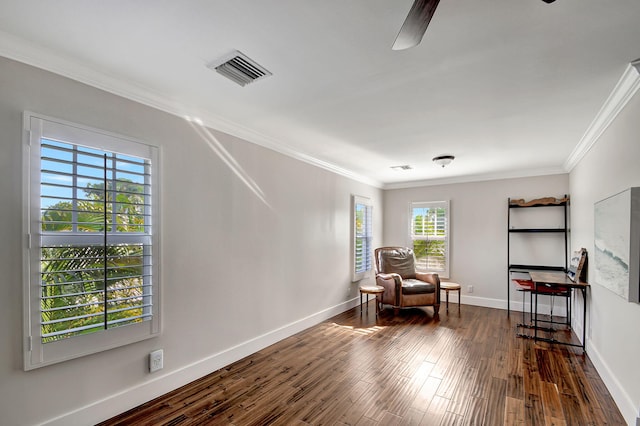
[149,349,163,373]
[467,285,473,293]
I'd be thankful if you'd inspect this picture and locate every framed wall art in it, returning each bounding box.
[594,187,640,302]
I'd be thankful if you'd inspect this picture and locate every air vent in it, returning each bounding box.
[208,51,272,87]
[391,165,412,171]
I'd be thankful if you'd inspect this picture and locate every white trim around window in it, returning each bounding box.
[23,112,161,370]
[352,195,373,282]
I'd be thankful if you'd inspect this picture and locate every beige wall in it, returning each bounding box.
[570,88,640,424]
[0,57,382,425]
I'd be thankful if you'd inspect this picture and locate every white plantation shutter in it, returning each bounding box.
[24,113,160,370]
[353,195,373,281]
[39,140,152,339]
[410,200,450,278]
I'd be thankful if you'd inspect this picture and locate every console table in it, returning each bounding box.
[529,271,589,351]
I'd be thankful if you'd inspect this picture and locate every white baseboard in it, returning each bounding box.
[585,340,638,426]
[41,297,361,426]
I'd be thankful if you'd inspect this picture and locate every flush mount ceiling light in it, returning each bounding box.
[432,155,455,168]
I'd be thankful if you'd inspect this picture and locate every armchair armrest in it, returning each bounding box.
[416,272,440,303]
[376,272,400,281]
[376,273,402,306]
[415,272,438,284]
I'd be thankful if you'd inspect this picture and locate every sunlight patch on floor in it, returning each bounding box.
[329,322,386,335]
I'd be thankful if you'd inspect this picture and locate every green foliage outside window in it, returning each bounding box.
[354,203,370,273]
[41,245,145,342]
[412,239,446,270]
[412,207,447,272]
[412,208,446,237]
[40,176,149,342]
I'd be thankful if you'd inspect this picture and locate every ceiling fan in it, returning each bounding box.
[392,0,557,50]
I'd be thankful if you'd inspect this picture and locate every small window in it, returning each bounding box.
[352,195,373,282]
[23,113,160,370]
[410,200,450,278]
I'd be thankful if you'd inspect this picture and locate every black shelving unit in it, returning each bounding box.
[507,196,569,314]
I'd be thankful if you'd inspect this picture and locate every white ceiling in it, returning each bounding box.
[1,0,639,188]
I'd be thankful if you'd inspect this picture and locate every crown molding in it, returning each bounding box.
[0,30,383,189]
[564,60,640,172]
[383,166,567,190]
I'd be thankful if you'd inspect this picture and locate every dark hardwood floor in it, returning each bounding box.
[99,302,625,425]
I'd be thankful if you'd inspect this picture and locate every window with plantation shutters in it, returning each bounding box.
[352,195,373,281]
[410,200,450,278]
[23,113,160,370]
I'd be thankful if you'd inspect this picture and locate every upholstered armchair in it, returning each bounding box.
[374,246,440,315]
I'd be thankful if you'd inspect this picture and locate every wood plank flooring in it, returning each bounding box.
[99,303,625,425]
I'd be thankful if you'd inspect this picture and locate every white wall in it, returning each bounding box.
[383,174,570,308]
[0,56,382,425]
[570,88,640,425]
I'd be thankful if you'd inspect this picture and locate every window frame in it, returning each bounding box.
[409,200,450,279]
[352,195,373,282]
[23,112,161,370]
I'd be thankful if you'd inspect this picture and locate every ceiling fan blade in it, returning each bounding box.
[392,0,441,50]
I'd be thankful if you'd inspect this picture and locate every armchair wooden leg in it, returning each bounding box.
[433,304,440,315]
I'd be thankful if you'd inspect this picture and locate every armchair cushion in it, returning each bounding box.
[378,247,416,279]
[401,279,436,295]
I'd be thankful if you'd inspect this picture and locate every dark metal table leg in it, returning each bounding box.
[534,283,539,341]
[582,287,587,352]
